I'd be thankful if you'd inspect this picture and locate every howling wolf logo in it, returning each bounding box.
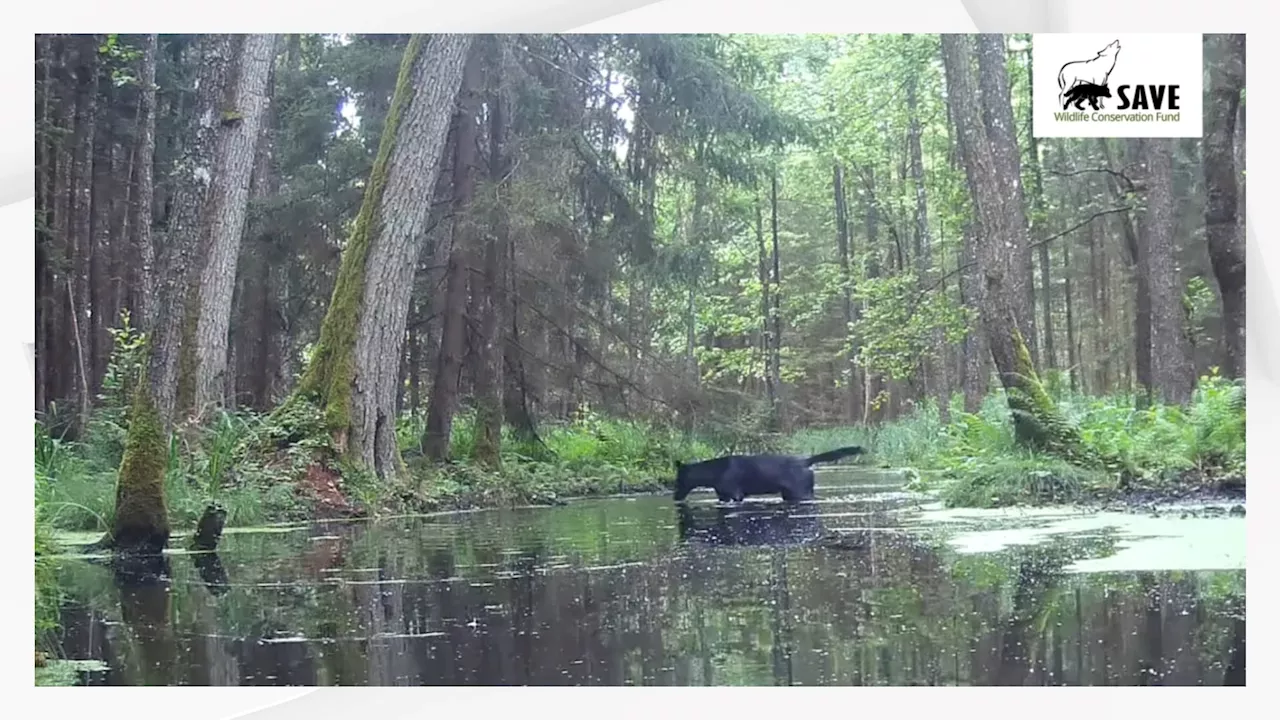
[1058,39,1121,110]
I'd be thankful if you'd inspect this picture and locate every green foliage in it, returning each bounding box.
[97,309,148,420]
[794,375,1246,509]
[1183,275,1217,347]
[852,273,971,380]
[34,465,64,651]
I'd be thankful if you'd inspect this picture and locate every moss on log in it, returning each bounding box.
[107,380,171,554]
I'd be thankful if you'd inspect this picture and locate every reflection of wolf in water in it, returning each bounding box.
[676,503,825,547]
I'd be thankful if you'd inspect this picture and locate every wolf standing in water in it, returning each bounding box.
[672,446,865,504]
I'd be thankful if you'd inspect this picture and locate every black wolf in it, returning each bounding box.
[1062,82,1111,111]
[672,445,865,503]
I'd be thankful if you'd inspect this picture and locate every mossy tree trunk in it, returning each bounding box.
[941,34,1089,462]
[291,34,473,479]
[188,34,278,416]
[106,35,235,554]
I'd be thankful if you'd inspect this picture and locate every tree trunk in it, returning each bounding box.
[471,41,509,469]
[906,70,949,422]
[235,55,285,413]
[1202,33,1246,380]
[105,34,237,554]
[960,222,987,413]
[755,182,776,423]
[1138,139,1196,405]
[1098,138,1153,404]
[942,33,1086,459]
[131,34,159,332]
[1063,225,1079,393]
[49,39,78,412]
[89,116,117,397]
[976,34,1039,367]
[35,34,57,413]
[70,34,101,428]
[188,34,277,417]
[769,169,784,432]
[285,34,471,479]
[423,43,483,462]
[148,34,234,429]
[833,163,862,424]
[1025,47,1056,372]
[862,167,886,424]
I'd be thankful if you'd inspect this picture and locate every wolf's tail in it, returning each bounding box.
[804,446,865,466]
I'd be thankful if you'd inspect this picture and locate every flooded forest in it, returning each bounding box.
[34,33,1246,687]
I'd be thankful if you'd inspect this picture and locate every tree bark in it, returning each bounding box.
[189,34,277,416]
[906,69,949,422]
[70,34,101,428]
[976,34,1039,367]
[769,169,784,431]
[960,222,988,413]
[942,34,1086,459]
[291,34,472,479]
[755,183,776,423]
[833,162,862,424]
[1097,138,1152,403]
[1202,33,1246,379]
[148,34,235,429]
[105,34,236,554]
[131,34,159,332]
[1138,138,1196,405]
[423,43,483,462]
[1026,47,1057,372]
[472,40,509,469]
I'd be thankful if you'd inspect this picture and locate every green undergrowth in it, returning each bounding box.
[35,400,723,537]
[375,406,718,512]
[786,370,1246,509]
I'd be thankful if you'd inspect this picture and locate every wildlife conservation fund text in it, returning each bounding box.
[1052,111,1181,122]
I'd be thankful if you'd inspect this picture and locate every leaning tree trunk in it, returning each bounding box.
[942,34,1087,462]
[288,34,472,479]
[1138,138,1196,405]
[106,34,236,555]
[186,34,277,417]
[1202,33,1246,380]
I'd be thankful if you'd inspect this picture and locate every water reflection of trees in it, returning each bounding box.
[55,508,1246,687]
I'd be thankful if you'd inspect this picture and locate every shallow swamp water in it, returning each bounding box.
[48,469,1246,686]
